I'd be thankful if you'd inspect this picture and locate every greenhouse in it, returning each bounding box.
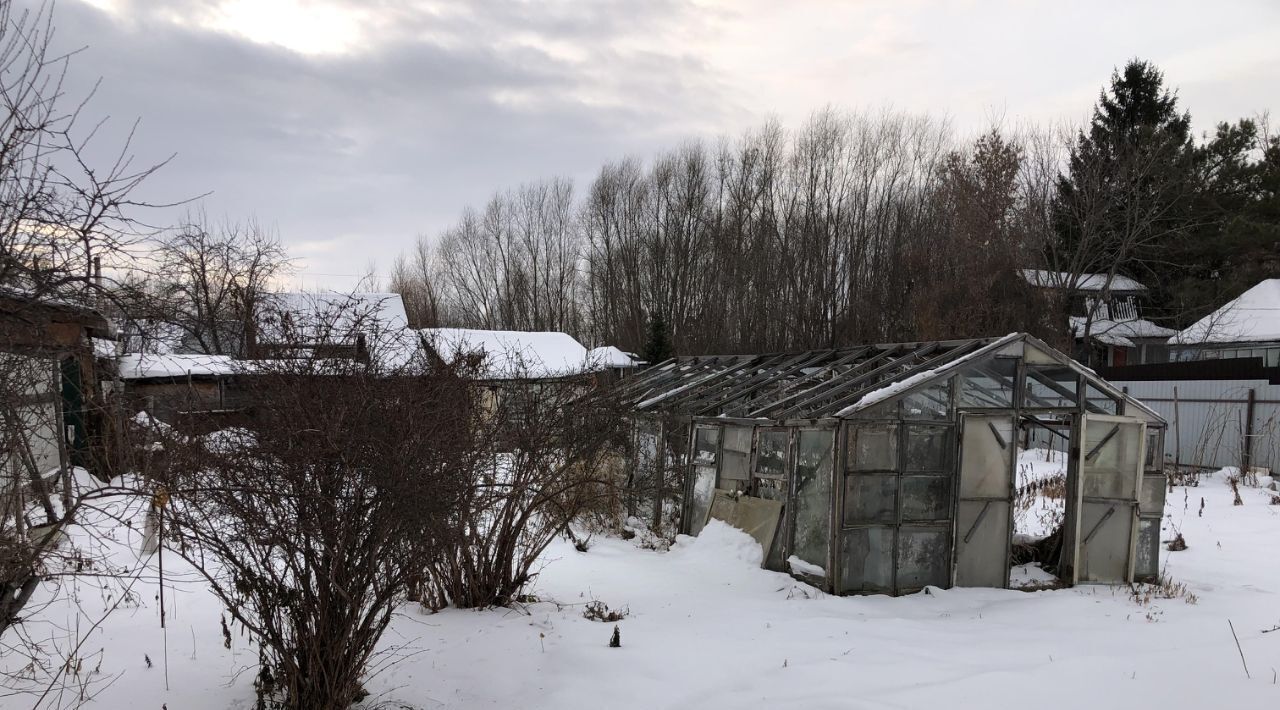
[610,333,1167,596]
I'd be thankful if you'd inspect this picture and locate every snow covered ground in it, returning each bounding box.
[5,466,1280,709]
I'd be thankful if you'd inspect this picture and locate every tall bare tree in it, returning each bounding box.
[121,213,289,355]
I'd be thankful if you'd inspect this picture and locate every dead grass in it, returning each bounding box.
[582,600,628,623]
[1129,577,1200,619]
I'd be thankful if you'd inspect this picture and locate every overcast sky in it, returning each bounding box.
[41,0,1280,290]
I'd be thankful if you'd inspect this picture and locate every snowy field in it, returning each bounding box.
[5,464,1280,709]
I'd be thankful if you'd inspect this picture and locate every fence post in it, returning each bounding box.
[1173,386,1182,471]
[1244,388,1256,474]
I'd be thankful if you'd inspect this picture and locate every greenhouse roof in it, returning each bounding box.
[608,333,1162,423]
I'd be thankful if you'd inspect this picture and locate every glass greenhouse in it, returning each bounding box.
[609,333,1167,595]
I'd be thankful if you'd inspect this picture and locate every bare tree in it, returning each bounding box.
[1,0,166,652]
[388,235,446,328]
[121,213,289,355]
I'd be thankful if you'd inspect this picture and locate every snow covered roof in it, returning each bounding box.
[1175,279,1280,345]
[118,353,238,380]
[1021,269,1147,293]
[608,333,1162,423]
[588,345,641,369]
[258,292,416,369]
[1069,316,1177,347]
[422,328,591,380]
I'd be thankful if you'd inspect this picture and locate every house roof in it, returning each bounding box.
[1175,279,1280,345]
[258,292,416,369]
[1021,269,1147,293]
[1070,316,1178,347]
[422,328,590,380]
[605,333,1162,424]
[118,353,238,380]
[588,345,641,369]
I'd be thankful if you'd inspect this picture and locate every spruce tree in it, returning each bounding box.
[640,310,674,365]
[1053,59,1197,323]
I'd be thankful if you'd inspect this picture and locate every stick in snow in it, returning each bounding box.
[1228,619,1250,679]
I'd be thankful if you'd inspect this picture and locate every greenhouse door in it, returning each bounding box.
[1072,414,1145,584]
[954,414,1014,588]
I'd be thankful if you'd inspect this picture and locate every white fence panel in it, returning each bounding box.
[1113,379,1280,472]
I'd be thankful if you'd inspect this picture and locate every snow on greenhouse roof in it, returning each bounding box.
[1175,279,1280,345]
[1020,270,1147,293]
[607,333,1162,423]
[422,328,591,380]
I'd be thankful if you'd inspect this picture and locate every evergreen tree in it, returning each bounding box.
[1052,59,1198,323]
[640,310,674,365]
[1172,119,1280,325]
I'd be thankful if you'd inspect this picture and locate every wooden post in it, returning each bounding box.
[1243,388,1257,475]
[52,360,72,512]
[1172,386,1182,472]
[652,419,666,534]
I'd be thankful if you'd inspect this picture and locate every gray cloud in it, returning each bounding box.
[31,0,1280,288]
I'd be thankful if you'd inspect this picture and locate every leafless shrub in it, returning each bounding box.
[421,368,625,610]
[150,335,474,710]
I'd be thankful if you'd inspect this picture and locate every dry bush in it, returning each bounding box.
[152,353,474,710]
[421,375,625,610]
[582,600,628,622]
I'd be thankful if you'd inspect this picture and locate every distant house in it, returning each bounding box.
[1173,279,1280,367]
[116,353,242,423]
[1,291,119,480]
[1020,269,1176,365]
[587,345,642,380]
[120,292,416,423]
[249,292,416,369]
[419,328,611,433]
[419,328,592,381]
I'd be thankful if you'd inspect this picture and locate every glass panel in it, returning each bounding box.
[901,476,951,521]
[723,425,752,453]
[720,425,752,481]
[851,399,899,419]
[693,426,720,465]
[1139,473,1166,514]
[754,477,788,501]
[958,359,1017,408]
[1022,343,1059,365]
[755,430,788,477]
[635,421,659,486]
[1144,428,1164,471]
[1023,365,1078,409]
[792,430,833,571]
[1135,517,1160,581]
[959,415,1014,498]
[840,527,894,594]
[1082,420,1142,499]
[688,466,717,535]
[844,474,897,525]
[897,528,951,590]
[848,423,898,472]
[1084,384,1118,414]
[905,425,952,472]
[902,379,952,420]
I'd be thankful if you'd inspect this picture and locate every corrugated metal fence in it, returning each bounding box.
[1112,379,1280,472]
